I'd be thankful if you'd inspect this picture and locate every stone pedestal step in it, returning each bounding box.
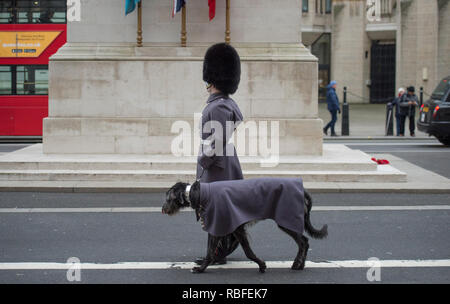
[0,166,406,183]
[0,143,407,184]
[0,159,377,172]
[0,144,378,172]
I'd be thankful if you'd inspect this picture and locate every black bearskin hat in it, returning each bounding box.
[203,43,241,95]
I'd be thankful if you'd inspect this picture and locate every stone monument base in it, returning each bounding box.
[44,43,323,156]
[0,144,406,191]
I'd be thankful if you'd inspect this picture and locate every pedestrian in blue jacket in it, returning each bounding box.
[323,80,341,136]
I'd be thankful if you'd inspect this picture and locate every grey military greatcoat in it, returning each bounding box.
[196,92,244,182]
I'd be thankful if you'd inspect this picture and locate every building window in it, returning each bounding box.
[0,0,66,24]
[302,0,309,13]
[315,0,328,14]
[0,65,48,95]
[325,0,332,14]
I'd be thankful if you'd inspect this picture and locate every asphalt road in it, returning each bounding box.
[0,141,449,284]
[0,144,30,154]
[0,191,449,284]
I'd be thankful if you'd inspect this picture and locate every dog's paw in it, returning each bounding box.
[291,259,305,271]
[191,267,204,274]
[259,262,267,273]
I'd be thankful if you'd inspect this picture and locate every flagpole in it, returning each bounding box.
[225,0,230,44]
[137,1,143,47]
[181,5,187,47]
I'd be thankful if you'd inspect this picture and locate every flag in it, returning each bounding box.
[208,0,215,20]
[172,0,186,17]
[125,0,141,15]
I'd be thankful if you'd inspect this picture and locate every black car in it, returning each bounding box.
[417,76,450,145]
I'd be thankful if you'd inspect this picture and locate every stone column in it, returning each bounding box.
[437,0,450,81]
[398,0,440,93]
[331,0,370,103]
[43,0,322,155]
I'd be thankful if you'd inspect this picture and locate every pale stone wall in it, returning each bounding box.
[437,0,450,81]
[47,46,318,120]
[398,0,440,95]
[69,0,302,44]
[331,0,370,103]
[44,43,322,155]
[301,0,332,45]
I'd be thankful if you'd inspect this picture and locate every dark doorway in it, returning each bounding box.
[311,33,331,103]
[370,41,396,104]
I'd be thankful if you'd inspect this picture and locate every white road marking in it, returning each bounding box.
[0,207,189,213]
[364,150,450,153]
[313,205,450,211]
[0,206,449,213]
[0,260,449,270]
[342,142,440,146]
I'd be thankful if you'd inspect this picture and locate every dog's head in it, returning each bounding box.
[162,182,190,216]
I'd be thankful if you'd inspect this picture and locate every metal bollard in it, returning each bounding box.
[341,87,349,136]
[385,103,394,136]
[420,87,423,107]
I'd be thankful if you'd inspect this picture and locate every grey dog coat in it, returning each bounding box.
[199,177,305,237]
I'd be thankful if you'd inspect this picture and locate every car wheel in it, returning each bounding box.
[436,136,450,146]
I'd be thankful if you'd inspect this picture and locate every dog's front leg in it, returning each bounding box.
[191,255,212,273]
[191,235,219,273]
[233,225,267,273]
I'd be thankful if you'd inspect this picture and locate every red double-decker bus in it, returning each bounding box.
[0,0,67,136]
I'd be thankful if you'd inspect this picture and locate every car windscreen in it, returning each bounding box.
[432,78,450,100]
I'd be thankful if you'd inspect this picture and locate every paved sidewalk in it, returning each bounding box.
[319,103,429,139]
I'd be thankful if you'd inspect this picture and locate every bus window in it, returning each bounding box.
[35,68,49,95]
[16,65,49,95]
[0,1,13,23]
[0,66,13,95]
[0,0,66,24]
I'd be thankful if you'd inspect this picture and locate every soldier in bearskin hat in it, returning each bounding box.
[195,43,244,266]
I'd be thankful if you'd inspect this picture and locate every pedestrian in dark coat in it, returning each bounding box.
[392,88,405,136]
[195,43,244,266]
[323,80,341,136]
[398,86,419,137]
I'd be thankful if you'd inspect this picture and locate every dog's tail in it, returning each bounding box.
[304,190,328,239]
